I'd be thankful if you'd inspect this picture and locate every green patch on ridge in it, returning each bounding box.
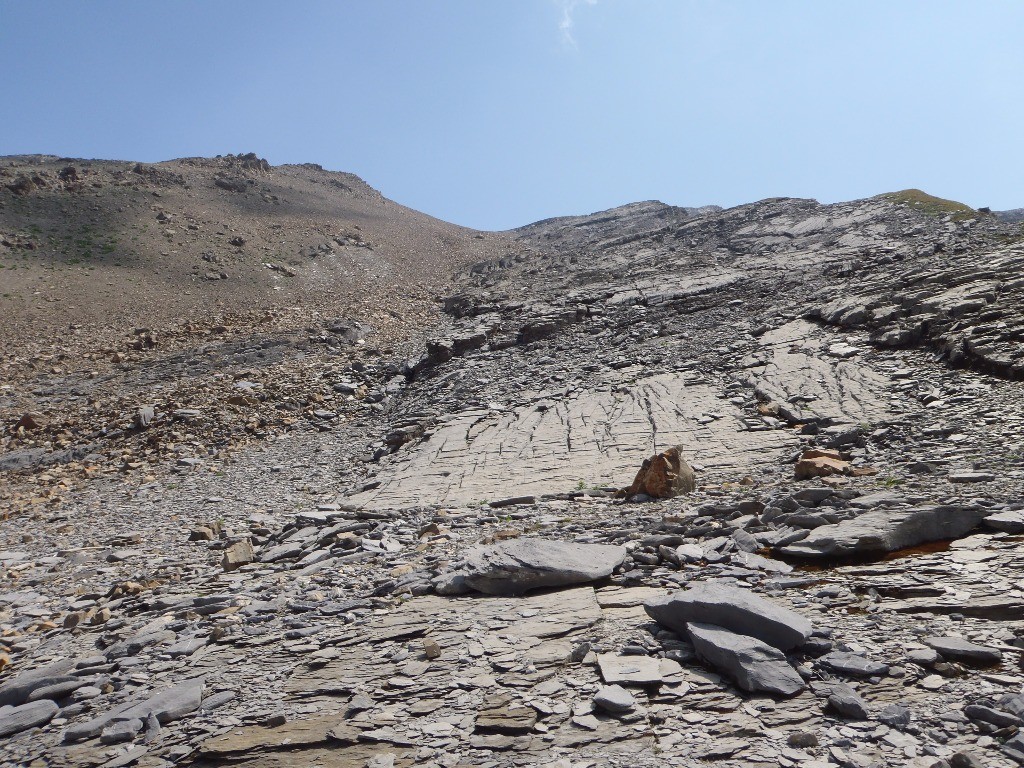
[881,189,975,220]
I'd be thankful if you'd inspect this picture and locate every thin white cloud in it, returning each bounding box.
[558,0,597,48]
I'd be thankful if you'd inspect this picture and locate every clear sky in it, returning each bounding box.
[1,1,1022,230]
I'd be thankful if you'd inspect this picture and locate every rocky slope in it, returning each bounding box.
[3,169,1024,768]
[0,154,511,518]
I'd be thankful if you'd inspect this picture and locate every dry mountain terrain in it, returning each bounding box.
[3,156,1024,768]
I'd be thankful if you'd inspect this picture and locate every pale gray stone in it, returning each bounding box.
[828,683,870,719]
[0,659,77,706]
[983,510,1024,534]
[593,685,636,713]
[820,651,890,677]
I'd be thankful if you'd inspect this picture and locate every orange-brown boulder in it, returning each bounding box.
[619,445,696,499]
[794,449,877,480]
[794,455,849,480]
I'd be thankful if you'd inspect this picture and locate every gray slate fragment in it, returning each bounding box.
[0,699,59,738]
[103,746,150,768]
[1000,693,1024,719]
[879,703,912,728]
[964,704,1020,728]
[779,504,989,558]
[461,539,627,595]
[687,622,805,697]
[1002,732,1024,765]
[949,472,995,483]
[593,685,636,713]
[949,753,988,768]
[731,550,793,574]
[199,690,236,712]
[820,651,890,677]
[644,582,813,650]
[827,683,870,719]
[100,718,143,744]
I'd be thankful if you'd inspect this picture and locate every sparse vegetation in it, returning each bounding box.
[882,189,976,220]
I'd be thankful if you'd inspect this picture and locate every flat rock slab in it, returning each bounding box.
[196,714,415,768]
[779,505,990,558]
[63,678,204,743]
[0,660,76,707]
[349,374,797,508]
[475,700,537,734]
[890,595,1024,620]
[983,510,1024,534]
[923,637,1003,666]
[687,623,805,697]
[461,539,627,595]
[597,654,664,686]
[949,472,996,483]
[644,582,813,650]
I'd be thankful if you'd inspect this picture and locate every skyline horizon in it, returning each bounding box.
[2,148,1017,233]
[3,1,1023,229]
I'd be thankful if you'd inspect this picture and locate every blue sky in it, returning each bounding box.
[1,1,1022,230]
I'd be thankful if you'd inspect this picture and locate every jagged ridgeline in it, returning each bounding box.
[2,157,1024,767]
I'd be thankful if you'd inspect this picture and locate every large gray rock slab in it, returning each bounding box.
[687,623,805,697]
[0,699,59,738]
[461,539,627,595]
[348,374,797,508]
[820,651,890,677]
[644,582,813,651]
[778,505,990,558]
